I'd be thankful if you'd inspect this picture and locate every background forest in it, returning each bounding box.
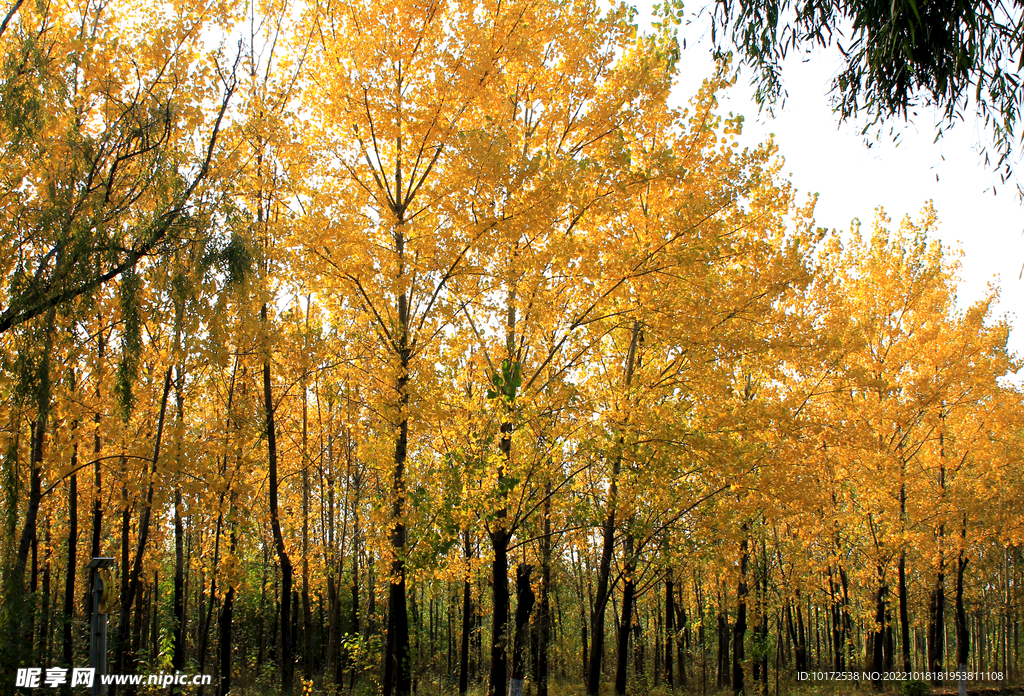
[1,0,1022,695]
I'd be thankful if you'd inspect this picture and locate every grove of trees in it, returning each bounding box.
[1,0,1022,695]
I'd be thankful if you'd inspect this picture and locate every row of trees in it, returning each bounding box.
[1,0,1021,695]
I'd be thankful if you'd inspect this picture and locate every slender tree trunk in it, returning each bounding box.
[666,567,675,689]
[114,365,173,681]
[678,596,687,686]
[587,323,640,696]
[151,572,159,664]
[383,388,411,696]
[301,323,313,675]
[459,531,473,696]
[262,320,295,695]
[956,521,969,696]
[63,423,79,676]
[218,502,238,696]
[347,466,361,689]
[733,533,749,696]
[930,564,945,683]
[487,522,510,696]
[40,514,52,664]
[173,484,185,671]
[198,514,224,692]
[840,565,852,670]
[218,584,235,696]
[871,566,886,689]
[382,218,412,696]
[257,541,268,665]
[10,308,55,660]
[91,325,105,562]
[718,582,730,688]
[84,322,104,642]
[899,477,912,673]
[509,564,536,696]
[795,593,808,671]
[615,534,636,695]
[899,550,911,672]
[537,483,552,696]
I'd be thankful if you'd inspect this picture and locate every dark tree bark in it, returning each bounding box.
[381,224,412,696]
[40,514,52,664]
[615,534,636,696]
[536,484,553,696]
[509,564,536,696]
[91,325,105,562]
[677,597,687,687]
[487,522,510,696]
[170,360,191,671]
[930,506,947,681]
[955,522,969,695]
[871,567,887,690]
[666,568,675,688]
[62,425,78,677]
[301,338,313,675]
[114,366,173,683]
[347,461,361,689]
[263,335,295,695]
[717,582,730,688]
[586,323,640,696]
[172,483,186,671]
[787,592,808,671]
[899,550,911,672]
[459,531,473,696]
[218,584,234,696]
[9,309,55,658]
[733,534,749,696]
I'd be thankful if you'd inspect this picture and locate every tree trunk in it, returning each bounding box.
[537,484,552,696]
[91,324,105,562]
[871,567,886,690]
[615,534,636,695]
[956,527,969,696]
[733,534,749,696]
[487,524,510,696]
[263,309,295,695]
[718,582,730,688]
[666,568,675,689]
[899,550,911,672]
[301,332,312,675]
[171,362,189,671]
[40,514,52,664]
[509,564,536,696]
[63,426,78,676]
[382,222,412,695]
[898,476,911,673]
[8,309,56,671]
[459,531,473,696]
[218,585,234,696]
[930,558,946,681]
[586,323,640,696]
[173,483,186,671]
[114,365,173,682]
[795,594,808,671]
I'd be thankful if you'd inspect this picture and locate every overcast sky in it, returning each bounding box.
[631,1,1024,363]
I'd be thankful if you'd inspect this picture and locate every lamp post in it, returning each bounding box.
[87,557,115,696]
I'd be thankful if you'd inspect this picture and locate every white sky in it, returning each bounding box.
[631,1,1024,361]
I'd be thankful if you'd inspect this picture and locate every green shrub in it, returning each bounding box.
[900,679,930,696]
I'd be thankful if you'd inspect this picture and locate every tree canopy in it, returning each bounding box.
[707,0,1024,191]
